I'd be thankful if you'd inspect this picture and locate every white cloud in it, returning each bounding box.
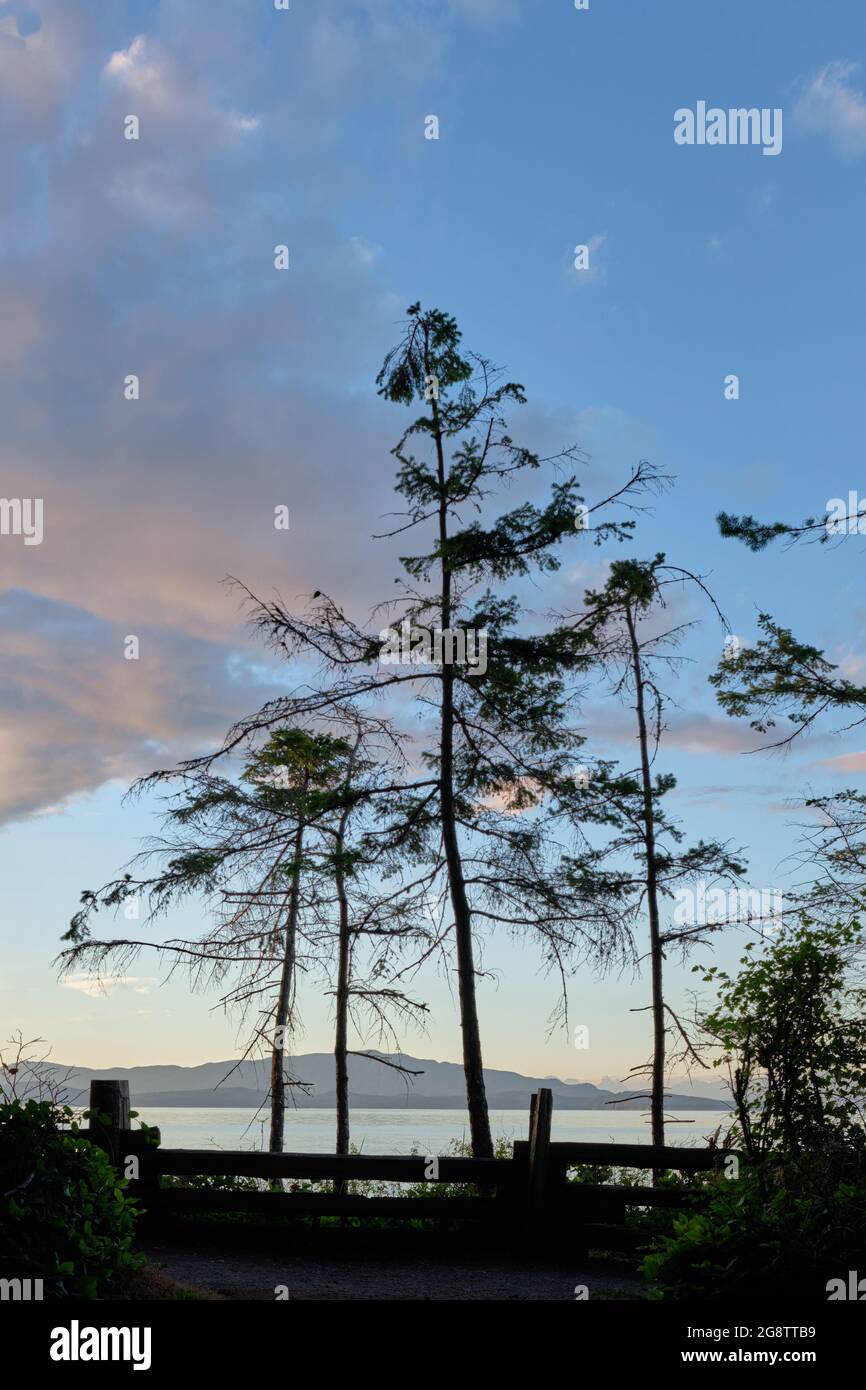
[103,34,259,144]
[0,0,84,139]
[0,1,41,39]
[105,161,209,227]
[61,974,157,998]
[104,33,147,81]
[836,648,866,680]
[227,111,260,133]
[794,61,866,158]
[568,232,607,288]
[347,235,382,266]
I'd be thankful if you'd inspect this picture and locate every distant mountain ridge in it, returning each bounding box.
[50,1051,729,1111]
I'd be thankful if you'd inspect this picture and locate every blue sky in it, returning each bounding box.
[2,0,865,1086]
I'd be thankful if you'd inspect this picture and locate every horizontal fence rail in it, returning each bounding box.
[153,1190,526,1222]
[155,1150,515,1186]
[512,1140,728,1172]
[85,1081,730,1250]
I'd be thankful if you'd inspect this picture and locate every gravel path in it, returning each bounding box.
[144,1241,646,1301]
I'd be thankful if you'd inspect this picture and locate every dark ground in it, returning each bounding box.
[142,1236,646,1300]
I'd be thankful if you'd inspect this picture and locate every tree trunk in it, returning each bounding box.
[441,664,493,1158]
[431,390,493,1159]
[334,748,359,1161]
[269,813,305,1154]
[625,603,666,1157]
[334,864,351,1159]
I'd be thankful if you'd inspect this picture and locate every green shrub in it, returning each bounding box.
[641,1149,866,1301]
[699,921,866,1160]
[162,1171,261,1193]
[0,1099,142,1298]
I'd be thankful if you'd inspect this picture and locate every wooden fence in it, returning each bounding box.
[86,1080,727,1252]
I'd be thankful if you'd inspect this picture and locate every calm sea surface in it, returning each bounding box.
[134,1106,726,1153]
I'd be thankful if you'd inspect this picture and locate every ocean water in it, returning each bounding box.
[134,1106,727,1154]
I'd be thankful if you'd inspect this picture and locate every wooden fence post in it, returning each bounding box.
[526,1086,553,1247]
[87,1079,130,1164]
[87,1078,161,1204]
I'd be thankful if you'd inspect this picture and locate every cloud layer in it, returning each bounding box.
[794,61,866,158]
[3,0,504,821]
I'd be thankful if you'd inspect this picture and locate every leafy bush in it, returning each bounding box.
[641,1149,866,1301]
[0,1099,142,1298]
[162,1171,261,1193]
[639,919,866,1299]
[698,920,866,1159]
